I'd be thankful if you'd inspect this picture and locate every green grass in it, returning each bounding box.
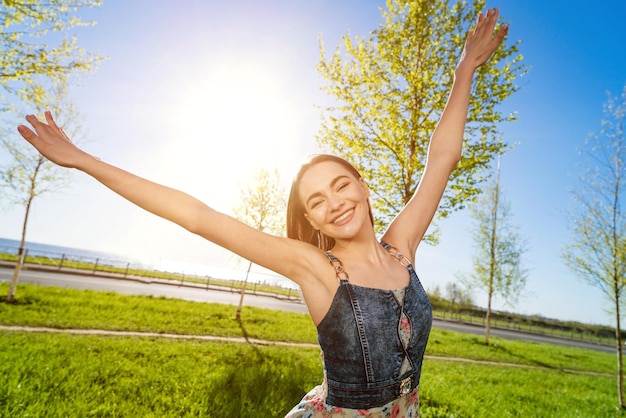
[0,283,317,343]
[0,282,623,417]
[0,332,321,417]
[3,252,615,343]
[420,360,617,417]
[426,328,615,374]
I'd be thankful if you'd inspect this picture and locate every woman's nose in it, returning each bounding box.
[327,194,343,210]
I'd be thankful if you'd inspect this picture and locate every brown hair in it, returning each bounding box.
[286,154,374,250]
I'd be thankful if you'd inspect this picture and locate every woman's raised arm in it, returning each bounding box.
[17,111,320,284]
[383,8,508,258]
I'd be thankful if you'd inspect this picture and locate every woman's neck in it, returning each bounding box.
[329,232,384,263]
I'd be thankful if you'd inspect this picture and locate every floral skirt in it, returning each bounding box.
[284,383,419,418]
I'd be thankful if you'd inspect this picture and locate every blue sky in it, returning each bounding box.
[1,0,625,326]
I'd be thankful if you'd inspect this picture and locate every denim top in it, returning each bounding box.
[317,242,432,409]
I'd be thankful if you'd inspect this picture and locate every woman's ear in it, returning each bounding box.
[304,213,320,231]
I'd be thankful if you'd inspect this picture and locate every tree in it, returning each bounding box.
[445,281,473,311]
[316,0,526,242]
[1,80,85,302]
[461,159,528,345]
[561,84,626,409]
[232,167,286,320]
[1,0,103,107]
[0,1,101,302]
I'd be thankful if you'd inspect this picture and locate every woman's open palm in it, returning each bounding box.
[18,111,90,168]
[460,8,508,70]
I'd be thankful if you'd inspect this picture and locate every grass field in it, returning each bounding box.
[0,283,622,417]
[1,252,615,345]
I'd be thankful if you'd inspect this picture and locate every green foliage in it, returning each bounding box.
[233,166,286,235]
[0,0,104,105]
[0,0,96,207]
[232,166,288,317]
[1,0,102,301]
[562,83,626,307]
[444,281,474,307]
[1,77,87,301]
[562,83,626,407]
[461,164,528,306]
[316,0,526,241]
[0,79,81,208]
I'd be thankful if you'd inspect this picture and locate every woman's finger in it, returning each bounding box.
[44,110,59,130]
[24,114,42,128]
[17,125,36,142]
[43,110,74,143]
[476,9,498,39]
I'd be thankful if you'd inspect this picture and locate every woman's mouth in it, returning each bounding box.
[332,209,354,224]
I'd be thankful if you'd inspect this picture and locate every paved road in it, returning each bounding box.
[1,266,308,313]
[1,266,613,353]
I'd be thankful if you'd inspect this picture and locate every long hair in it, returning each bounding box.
[286,154,374,251]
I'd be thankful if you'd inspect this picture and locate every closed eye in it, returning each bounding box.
[337,182,349,191]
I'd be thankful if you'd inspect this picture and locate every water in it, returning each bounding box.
[0,237,126,262]
[0,237,296,289]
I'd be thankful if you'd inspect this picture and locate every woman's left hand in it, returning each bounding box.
[459,8,508,71]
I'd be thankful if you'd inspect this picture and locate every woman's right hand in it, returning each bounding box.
[17,110,93,169]
[16,110,332,313]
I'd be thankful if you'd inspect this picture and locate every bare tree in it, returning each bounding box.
[460,159,528,345]
[445,282,473,311]
[232,167,286,320]
[561,84,626,409]
[1,80,85,302]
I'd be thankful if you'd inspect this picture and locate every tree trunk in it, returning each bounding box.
[485,159,501,346]
[616,292,625,408]
[6,197,34,303]
[6,160,40,302]
[485,288,492,345]
[612,155,625,408]
[235,260,253,321]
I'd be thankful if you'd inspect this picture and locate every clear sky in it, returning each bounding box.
[1,0,625,326]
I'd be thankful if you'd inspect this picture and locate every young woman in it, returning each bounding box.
[17,9,507,417]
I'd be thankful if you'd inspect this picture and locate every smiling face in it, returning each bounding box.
[298,161,372,243]
[286,154,375,250]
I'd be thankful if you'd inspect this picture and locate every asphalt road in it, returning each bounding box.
[1,266,613,353]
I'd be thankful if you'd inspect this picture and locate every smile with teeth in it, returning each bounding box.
[332,209,354,224]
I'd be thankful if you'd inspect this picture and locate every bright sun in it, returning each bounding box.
[154,54,304,212]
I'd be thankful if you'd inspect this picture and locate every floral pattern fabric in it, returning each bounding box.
[392,288,412,375]
[284,384,419,418]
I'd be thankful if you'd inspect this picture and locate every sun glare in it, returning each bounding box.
[155,55,303,212]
